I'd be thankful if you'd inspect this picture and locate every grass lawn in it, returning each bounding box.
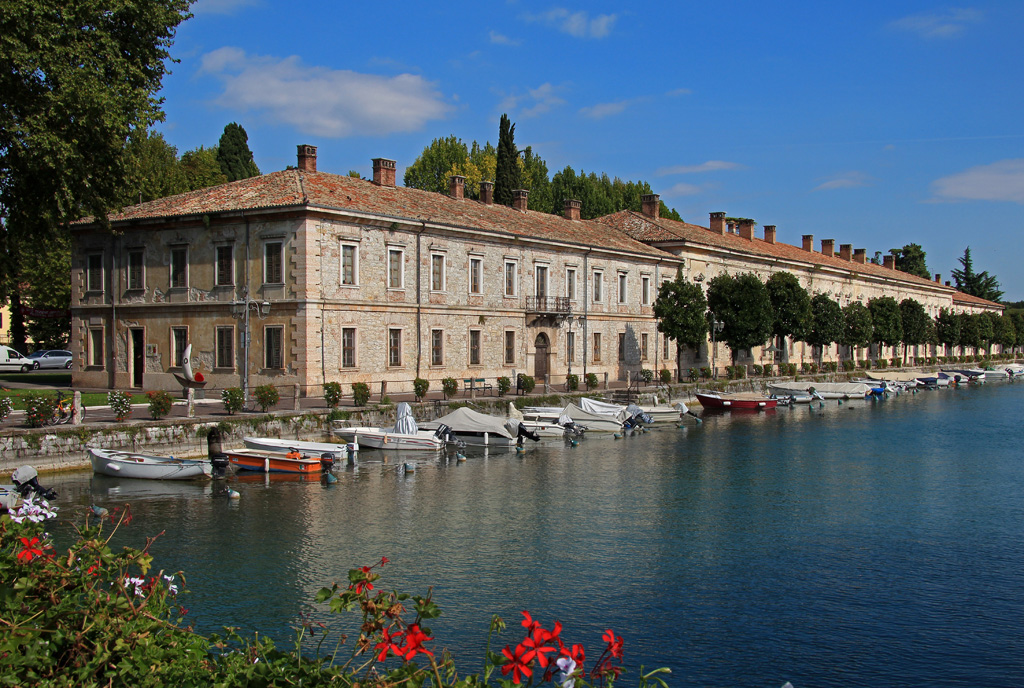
[0,386,150,411]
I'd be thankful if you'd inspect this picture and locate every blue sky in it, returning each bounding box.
[157,1,1024,299]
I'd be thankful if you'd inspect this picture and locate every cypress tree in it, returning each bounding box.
[494,114,520,206]
[216,123,261,182]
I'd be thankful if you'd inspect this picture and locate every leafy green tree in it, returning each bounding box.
[890,243,930,280]
[993,314,1017,353]
[805,294,843,364]
[959,312,984,352]
[951,247,1003,302]
[119,129,188,205]
[935,308,962,357]
[976,312,996,354]
[706,273,773,364]
[181,146,228,190]
[20,228,71,348]
[519,145,552,213]
[216,122,260,182]
[841,301,873,363]
[403,135,470,194]
[652,271,708,381]
[1010,312,1024,354]
[899,299,930,363]
[495,114,520,206]
[765,272,812,353]
[868,296,903,358]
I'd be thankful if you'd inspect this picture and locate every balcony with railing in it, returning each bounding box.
[525,296,571,314]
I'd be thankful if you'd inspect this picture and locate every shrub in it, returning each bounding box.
[876,359,888,369]
[751,364,763,376]
[566,373,579,391]
[890,356,901,368]
[413,377,430,401]
[640,368,654,384]
[519,374,536,394]
[441,377,458,399]
[700,366,712,380]
[497,376,511,396]
[842,360,856,372]
[221,387,245,415]
[351,381,370,407]
[660,368,672,384]
[146,390,173,420]
[0,396,12,422]
[108,390,132,421]
[585,372,599,390]
[254,384,280,412]
[323,381,343,408]
[688,367,699,382]
[824,361,838,373]
[21,392,56,428]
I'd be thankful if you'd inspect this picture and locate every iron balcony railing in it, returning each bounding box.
[525,296,571,314]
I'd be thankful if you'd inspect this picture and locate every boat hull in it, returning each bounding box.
[226,450,323,474]
[696,393,778,410]
[332,427,444,451]
[89,449,211,480]
[243,437,357,456]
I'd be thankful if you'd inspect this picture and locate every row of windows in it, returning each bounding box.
[87,242,658,307]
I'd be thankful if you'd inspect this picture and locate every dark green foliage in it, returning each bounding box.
[146,390,173,419]
[766,271,812,341]
[959,313,983,349]
[216,122,260,182]
[951,247,1003,302]
[585,372,599,390]
[120,129,188,205]
[413,377,429,400]
[351,381,370,406]
[497,376,512,395]
[403,135,470,193]
[441,377,458,399]
[520,145,553,213]
[221,387,244,414]
[495,113,519,206]
[890,243,930,280]
[653,271,708,378]
[899,299,931,356]
[21,392,57,427]
[806,294,844,353]
[181,145,228,190]
[935,308,962,351]
[994,314,1017,349]
[519,374,536,393]
[20,228,71,348]
[566,373,579,391]
[253,384,280,412]
[868,296,903,348]
[323,381,343,408]
[841,301,873,357]
[660,368,672,384]
[706,273,773,363]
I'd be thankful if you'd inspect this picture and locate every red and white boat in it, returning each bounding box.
[695,392,778,410]
[225,449,331,474]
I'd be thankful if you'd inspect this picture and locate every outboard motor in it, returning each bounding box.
[319,452,336,473]
[210,453,231,479]
[11,465,58,500]
[516,422,540,443]
[434,423,455,444]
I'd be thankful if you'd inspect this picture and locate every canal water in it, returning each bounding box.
[45,382,1024,687]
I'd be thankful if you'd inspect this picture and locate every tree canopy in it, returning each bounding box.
[216,123,260,182]
[706,273,773,363]
[951,247,1003,302]
[890,243,930,280]
[652,271,708,380]
[899,298,930,361]
[805,294,844,356]
[765,271,812,342]
[935,308,962,351]
[180,146,228,190]
[993,314,1017,350]
[494,114,519,207]
[119,130,189,206]
[841,301,873,358]
[868,296,903,349]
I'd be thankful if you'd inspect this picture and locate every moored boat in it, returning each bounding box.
[225,449,331,474]
[89,448,212,480]
[767,381,873,399]
[330,402,445,451]
[695,392,778,410]
[243,437,357,456]
[421,406,518,447]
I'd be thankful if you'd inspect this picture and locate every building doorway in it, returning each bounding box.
[130,328,145,388]
[534,332,549,381]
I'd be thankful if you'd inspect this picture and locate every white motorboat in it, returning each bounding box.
[768,381,873,399]
[89,448,211,480]
[243,437,358,456]
[421,406,518,447]
[331,402,445,451]
[509,404,576,438]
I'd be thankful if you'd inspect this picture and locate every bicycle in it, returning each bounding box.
[50,391,85,425]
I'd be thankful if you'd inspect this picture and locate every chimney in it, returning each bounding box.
[480,181,494,205]
[934,273,941,283]
[371,158,397,187]
[883,254,895,269]
[738,219,755,240]
[802,235,814,252]
[512,189,529,212]
[853,248,866,264]
[564,199,581,221]
[945,281,951,287]
[297,144,317,172]
[763,225,776,244]
[641,194,660,219]
[727,221,736,235]
[821,239,835,257]
[709,212,727,235]
[449,175,465,200]
[839,244,852,261]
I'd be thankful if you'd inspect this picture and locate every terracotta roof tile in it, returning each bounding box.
[951,291,1003,308]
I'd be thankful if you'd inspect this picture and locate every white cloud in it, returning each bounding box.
[656,160,744,176]
[198,48,452,137]
[887,8,983,38]
[524,8,618,38]
[666,88,693,97]
[931,159,1024,203]
[497,82,567,118]
[813,171,872,191]
[662,182,704,197]
[489,31,520,46]
[192,0,260,15]
[579,100,632,119]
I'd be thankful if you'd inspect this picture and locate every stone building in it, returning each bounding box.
[69,145,1002,394]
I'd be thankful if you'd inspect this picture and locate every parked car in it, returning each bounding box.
[28,349,73,370]
[0,345,34,373]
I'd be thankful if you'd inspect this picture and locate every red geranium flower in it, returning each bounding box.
[17,536,45,563]
[375,626,404,662]
[395,623,434,660]
[602,629,624,659]
[501,643,534,684]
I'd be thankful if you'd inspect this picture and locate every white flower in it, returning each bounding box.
[124,576,146,595]
[10,496,57,523]
[556,656,577,688]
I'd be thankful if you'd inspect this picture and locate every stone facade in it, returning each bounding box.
[69,146,1003,394]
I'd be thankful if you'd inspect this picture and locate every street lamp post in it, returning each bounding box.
[231,289,270,403]
[709,314,724,379]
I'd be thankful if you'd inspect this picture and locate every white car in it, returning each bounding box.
[28,349,73,370]
[0,345,34,373]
